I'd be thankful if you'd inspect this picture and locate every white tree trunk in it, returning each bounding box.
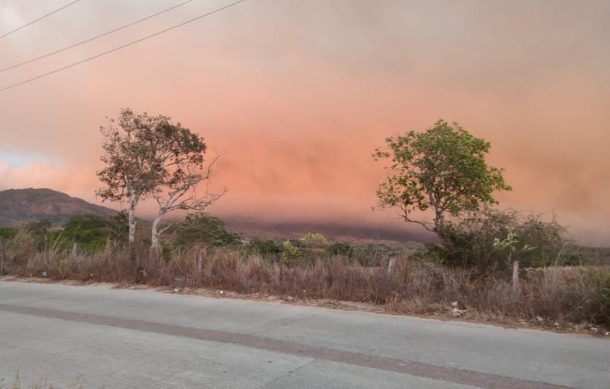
[128,207,137,244]
[151,214,163,251]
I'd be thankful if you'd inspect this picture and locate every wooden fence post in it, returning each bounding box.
[387,257,397,275]
[197,249,204,274]
[512,260,520,300]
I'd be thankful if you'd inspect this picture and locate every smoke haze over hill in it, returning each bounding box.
[1,1,610,244]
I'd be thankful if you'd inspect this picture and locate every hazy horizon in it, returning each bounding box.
[2,0,610,245]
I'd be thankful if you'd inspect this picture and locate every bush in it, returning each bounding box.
[434,208,570,271]
[281,240,301,267]
[299,232,328,247]
[0,227,17,239]
[59,214,112,252]
[172,213,239,247]
[245,239,281,256]
[327,242,352,257]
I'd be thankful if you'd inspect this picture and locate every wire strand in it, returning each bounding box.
[0,0,83,40]
[0,0,198,73]
[0,0,248,92]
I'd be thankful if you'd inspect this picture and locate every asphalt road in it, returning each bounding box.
[0,281,608,389]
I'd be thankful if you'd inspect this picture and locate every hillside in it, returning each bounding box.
[0,188,115,227]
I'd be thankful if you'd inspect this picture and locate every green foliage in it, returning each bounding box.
[493,232,535,265]
[327,242,353,257]
[590,268,610,326]
[107,211,129,245]
[23,220,52,237]
[0,227,17,239]
[172,213,239,247]
[374,119,510,232]
[299,232,328,247]
[246,239,281,256]
[432,208,570,271]
[281,240,301,266]
[59,214,112,252]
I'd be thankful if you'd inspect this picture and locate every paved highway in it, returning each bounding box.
[0,280,608,388]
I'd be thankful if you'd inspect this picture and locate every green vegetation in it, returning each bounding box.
[1,119,608,331]
[171,213,239,247]
[0,227,17,239]
[374,120,510,235]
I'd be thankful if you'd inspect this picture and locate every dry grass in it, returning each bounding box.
[2,243,609,331]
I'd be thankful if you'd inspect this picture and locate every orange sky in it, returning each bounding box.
[1,0,609,245]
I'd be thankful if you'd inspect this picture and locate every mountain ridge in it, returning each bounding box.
[0,188,116,226]
[0,188,429,242]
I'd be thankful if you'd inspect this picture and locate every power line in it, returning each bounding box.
[0,0,83,40]
[0,0,248,92]
[0,0,199,73]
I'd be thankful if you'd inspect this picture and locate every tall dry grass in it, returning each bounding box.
[2,241,609,330]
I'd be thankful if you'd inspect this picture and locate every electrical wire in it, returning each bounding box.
[0,0,82,40]
[0,0,198,73]
[0,0,248,92]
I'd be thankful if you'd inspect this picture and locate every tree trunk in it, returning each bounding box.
[151,213,164,251]
[128,202,137,268]
[434,206,445,233]
[128,207,137,244]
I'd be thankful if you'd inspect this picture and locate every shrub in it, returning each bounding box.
[172,213,239,247]
[434,208,570,271]
[0,227,17,239]
[245,239,281,256]
[327,242,352,257]
[299,232,328,247]
[281,240,301,267]
[60,214,112,252]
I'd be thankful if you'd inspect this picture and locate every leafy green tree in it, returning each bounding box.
[374,119,510,235]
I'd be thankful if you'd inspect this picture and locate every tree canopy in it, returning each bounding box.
[374,119,510,233]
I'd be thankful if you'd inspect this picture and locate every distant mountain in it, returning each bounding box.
[0,188,116,227]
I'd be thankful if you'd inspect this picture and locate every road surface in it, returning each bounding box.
[0,280,608,388]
